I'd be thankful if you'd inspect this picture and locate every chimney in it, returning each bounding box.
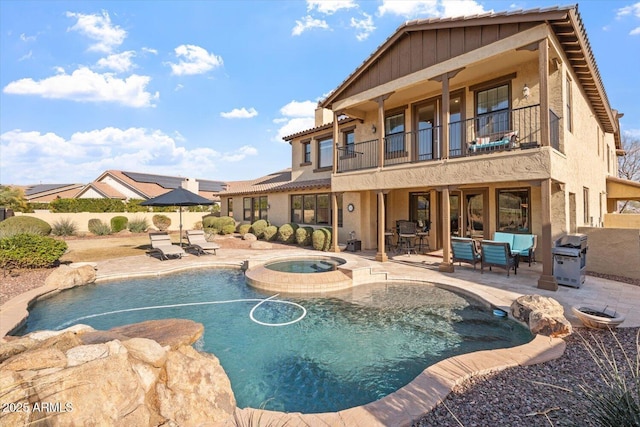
[181,178,199,194]
[314,106,333,127]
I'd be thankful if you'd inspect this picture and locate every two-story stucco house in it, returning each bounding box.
[220,5,624,291]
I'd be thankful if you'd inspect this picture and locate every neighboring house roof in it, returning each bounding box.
[319,5,619,139]
[77,182,127,199]
[220,169,331,196]
[79,170,226,201]
[22,183,84,202]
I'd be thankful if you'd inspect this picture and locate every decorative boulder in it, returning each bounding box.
[511,295,572,338]
[0,320,236,426]
[44,265,96,290]
[242,233,257,241]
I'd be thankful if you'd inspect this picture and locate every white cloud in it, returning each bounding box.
[141,47,158,55]
[378,0,439,18]
[617,2,640,35]
[617,2,640,18]
[220,107,258,119]
[273,100,317,142]
[221,145,258,161]
[351,13,376,41]
[279,100,317,117]
[66,11,126,53]
[20,33,37,42]
[3,67,158,108]
[0,127,258,184]
[96,51,136,72]
[18,51,33,61]
[292,15,330,36]
[307,0,357,15]
[168,44,223,76]
[377,0,487,18]
[441,0,488,18]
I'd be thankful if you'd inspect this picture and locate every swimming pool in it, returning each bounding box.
[18,269,532,413]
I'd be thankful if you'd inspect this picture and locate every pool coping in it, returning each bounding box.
[0,254,566,427]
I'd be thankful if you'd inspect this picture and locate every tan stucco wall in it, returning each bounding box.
[578,226,640,281]
[15,211,209,233]
[604,213,640,229]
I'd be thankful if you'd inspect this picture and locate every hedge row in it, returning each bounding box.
[44,198,219,213]
[232,219,332,251]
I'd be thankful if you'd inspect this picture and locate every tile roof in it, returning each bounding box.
[220,169,331,196]
[318,5,618,136]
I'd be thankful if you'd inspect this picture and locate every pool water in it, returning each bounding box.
[18,269,532,413]
[265,258,344,273]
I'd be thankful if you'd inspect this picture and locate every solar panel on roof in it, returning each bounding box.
[25,184,77,196]
[122,171,227,192]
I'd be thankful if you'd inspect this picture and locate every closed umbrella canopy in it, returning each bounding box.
[141,187,214,245]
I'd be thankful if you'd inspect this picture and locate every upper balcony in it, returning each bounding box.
[336,104,560,173]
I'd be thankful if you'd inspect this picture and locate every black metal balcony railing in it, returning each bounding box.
[336,104,561,173]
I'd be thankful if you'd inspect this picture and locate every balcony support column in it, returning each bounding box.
[539,38,550,147]
[333,111,339,174]
[375,190,388,262]
[537,178,558,290]
[441,75,450,159]
[439,186,454,272]
[376,96,386,169]
[331,192,340,253]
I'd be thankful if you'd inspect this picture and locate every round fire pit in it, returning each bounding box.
[571,306,625,329]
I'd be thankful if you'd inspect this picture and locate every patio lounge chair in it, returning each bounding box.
[148,232,186,261]
[186,229,220,256]
[480,240,518,277]
[451,237,481,270]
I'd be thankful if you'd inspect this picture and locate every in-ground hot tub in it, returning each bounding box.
[245,255,352,293]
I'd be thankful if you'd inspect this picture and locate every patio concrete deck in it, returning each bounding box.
[1,246,637,427]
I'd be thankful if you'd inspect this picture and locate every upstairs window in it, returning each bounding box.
[344,129,355,155]
[385,112,405,154]
[476,83,510,137]
[566,77,573,133]
[318,137,333,169]
[302,140,311,164]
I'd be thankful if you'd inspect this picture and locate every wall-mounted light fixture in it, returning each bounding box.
[522,84,530,99]
[371,124,377,134]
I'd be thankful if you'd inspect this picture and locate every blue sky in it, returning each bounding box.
[1,0,639,185]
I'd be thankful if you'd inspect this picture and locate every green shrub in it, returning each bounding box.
[250,219,269,239]
[221,224,236,235]
[88,218,111,236]
[277,223,299,244]
[237,223,251,235]
[0,216,52,237]
[263,225,278,241]
[51,218,78,236]
[295,226,314,246]
[110,216,129,233]
[193,221,203,230]
[203,216,235,234]
[312,228,332,251]
[0,234,67,269]
[128,217,149,233]
[152,214,171,231]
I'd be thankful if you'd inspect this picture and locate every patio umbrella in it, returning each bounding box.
[141,187,214,246]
